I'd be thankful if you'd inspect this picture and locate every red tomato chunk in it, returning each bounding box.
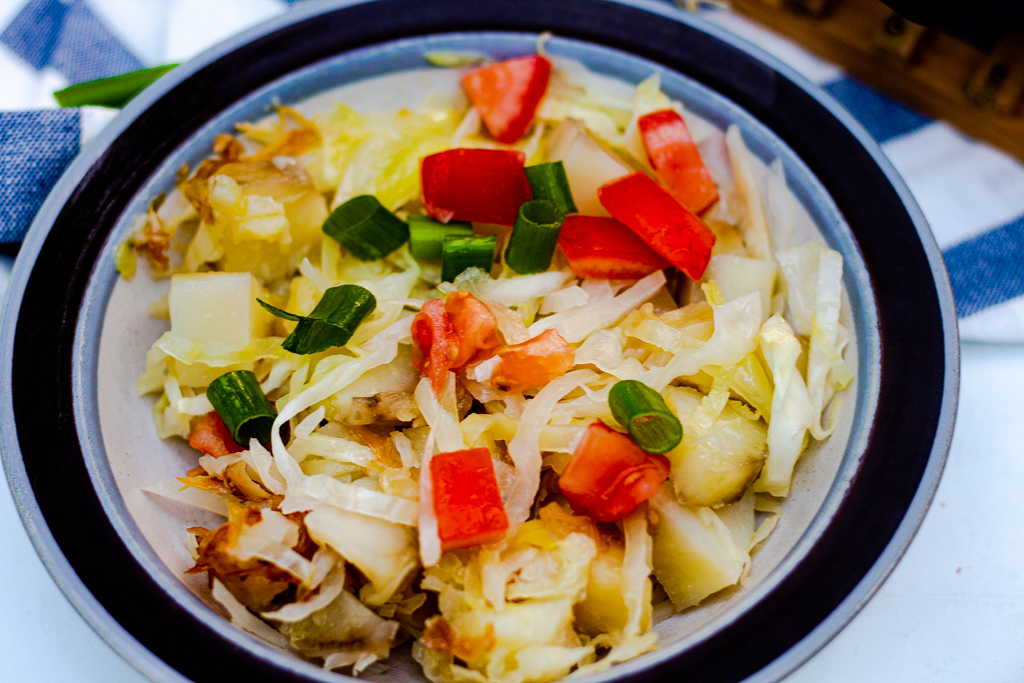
[598,171,716,281]
[491,329,575,394]
[412,292,501,395]
[431,447,510,551]
[638,109,719,215]
[421,148,532,226]
[558,422,670,522]
[461,55,552,144]
[189,412,245,456]
[557,214,671,280]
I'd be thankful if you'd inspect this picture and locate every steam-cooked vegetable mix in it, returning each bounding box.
[130,47,853,681]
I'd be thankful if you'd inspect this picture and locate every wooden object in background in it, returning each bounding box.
[729,0,1024,162]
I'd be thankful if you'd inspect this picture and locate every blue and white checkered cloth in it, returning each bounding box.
[0,0,1021,343]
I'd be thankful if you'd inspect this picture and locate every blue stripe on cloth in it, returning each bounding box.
[823,78,931,144]
[942,214,1024,318]
[0,0,143,83]
[0,110,80,244]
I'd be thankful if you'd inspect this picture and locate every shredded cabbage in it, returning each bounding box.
[506,370,597,530]
[753,315,816,497]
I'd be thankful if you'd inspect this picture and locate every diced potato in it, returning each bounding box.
[284,189,329,246]
[650,488,748,610]
[573,542,628,636]
[547,119,631,216]
[665,387,768,508]
[705,254,776,322]
[304,505,418,606]
[169,272,272,345]
[279,275,320,335]
[707,220,748,257]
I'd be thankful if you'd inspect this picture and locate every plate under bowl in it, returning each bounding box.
[0,1,957,682]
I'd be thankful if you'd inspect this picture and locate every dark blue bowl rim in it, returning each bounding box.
[0,1,958,683]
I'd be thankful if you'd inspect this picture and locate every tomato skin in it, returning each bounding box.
[411,299,458,396]
[189,412,245,456]
[431,447,509,551]
[638,109,719,215]
[491,329,574,394]
[557,214,671,280]
[598,171,716,281]
[558,422,671,523]
[412,292,501,395]
[461,56,552,144]
[421,149,532,226]
[445,291,502,368]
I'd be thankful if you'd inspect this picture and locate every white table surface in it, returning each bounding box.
[2,242,1023,683]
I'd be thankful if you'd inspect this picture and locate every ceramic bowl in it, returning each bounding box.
[0,1,957,682]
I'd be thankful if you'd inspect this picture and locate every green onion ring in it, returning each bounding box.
[206,370,278,446]
[322,195,409,261]
[608,379,683,454]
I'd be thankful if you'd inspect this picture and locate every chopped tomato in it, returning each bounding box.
[598,171,716,281]
[431,447,509,551]
[421,148,532,226]
[445,291,502,368]
[461,55,552,144]
[412,292,501,395]
[411,299,458,395]
[638,109,719,214]
[189,412,245,456]
[557,214,671,280]
[558,422,671,522]
[491,329,575,394]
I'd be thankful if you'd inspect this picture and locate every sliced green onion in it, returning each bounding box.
[424,51,490,68]
[524,162,577,214]
[207,370,277,446]
[442,235,497,283]
[322,195,408,261]
[608,380,683,454]
[54,64,177,108]
[258,284,377,354]
[504,200,565,275]
[408,215,473,260]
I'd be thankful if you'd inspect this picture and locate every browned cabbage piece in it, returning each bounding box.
[177,151,329,283]
[188,504,314,612]
[237,106,322,161]
[180,461,273,502]
[421,617,496,663]
[280,589,401,662]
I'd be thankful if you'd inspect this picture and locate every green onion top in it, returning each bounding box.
[424,51,489,68]
[608,380,683,454]
[54,64,178,108]
[504,199,565,275]
[408,215,474,260]
[207,370,277,446]
[442,235,497,283]
[524,162,577,215]
[259,284,377,355]
[323,195,409,261]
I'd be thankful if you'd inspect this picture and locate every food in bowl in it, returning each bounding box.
[124,43,854,681]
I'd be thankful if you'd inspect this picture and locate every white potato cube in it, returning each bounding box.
[650,487,749,610]
[547,119,631,217]
[705,254,777,322]
[169,272,272,345]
